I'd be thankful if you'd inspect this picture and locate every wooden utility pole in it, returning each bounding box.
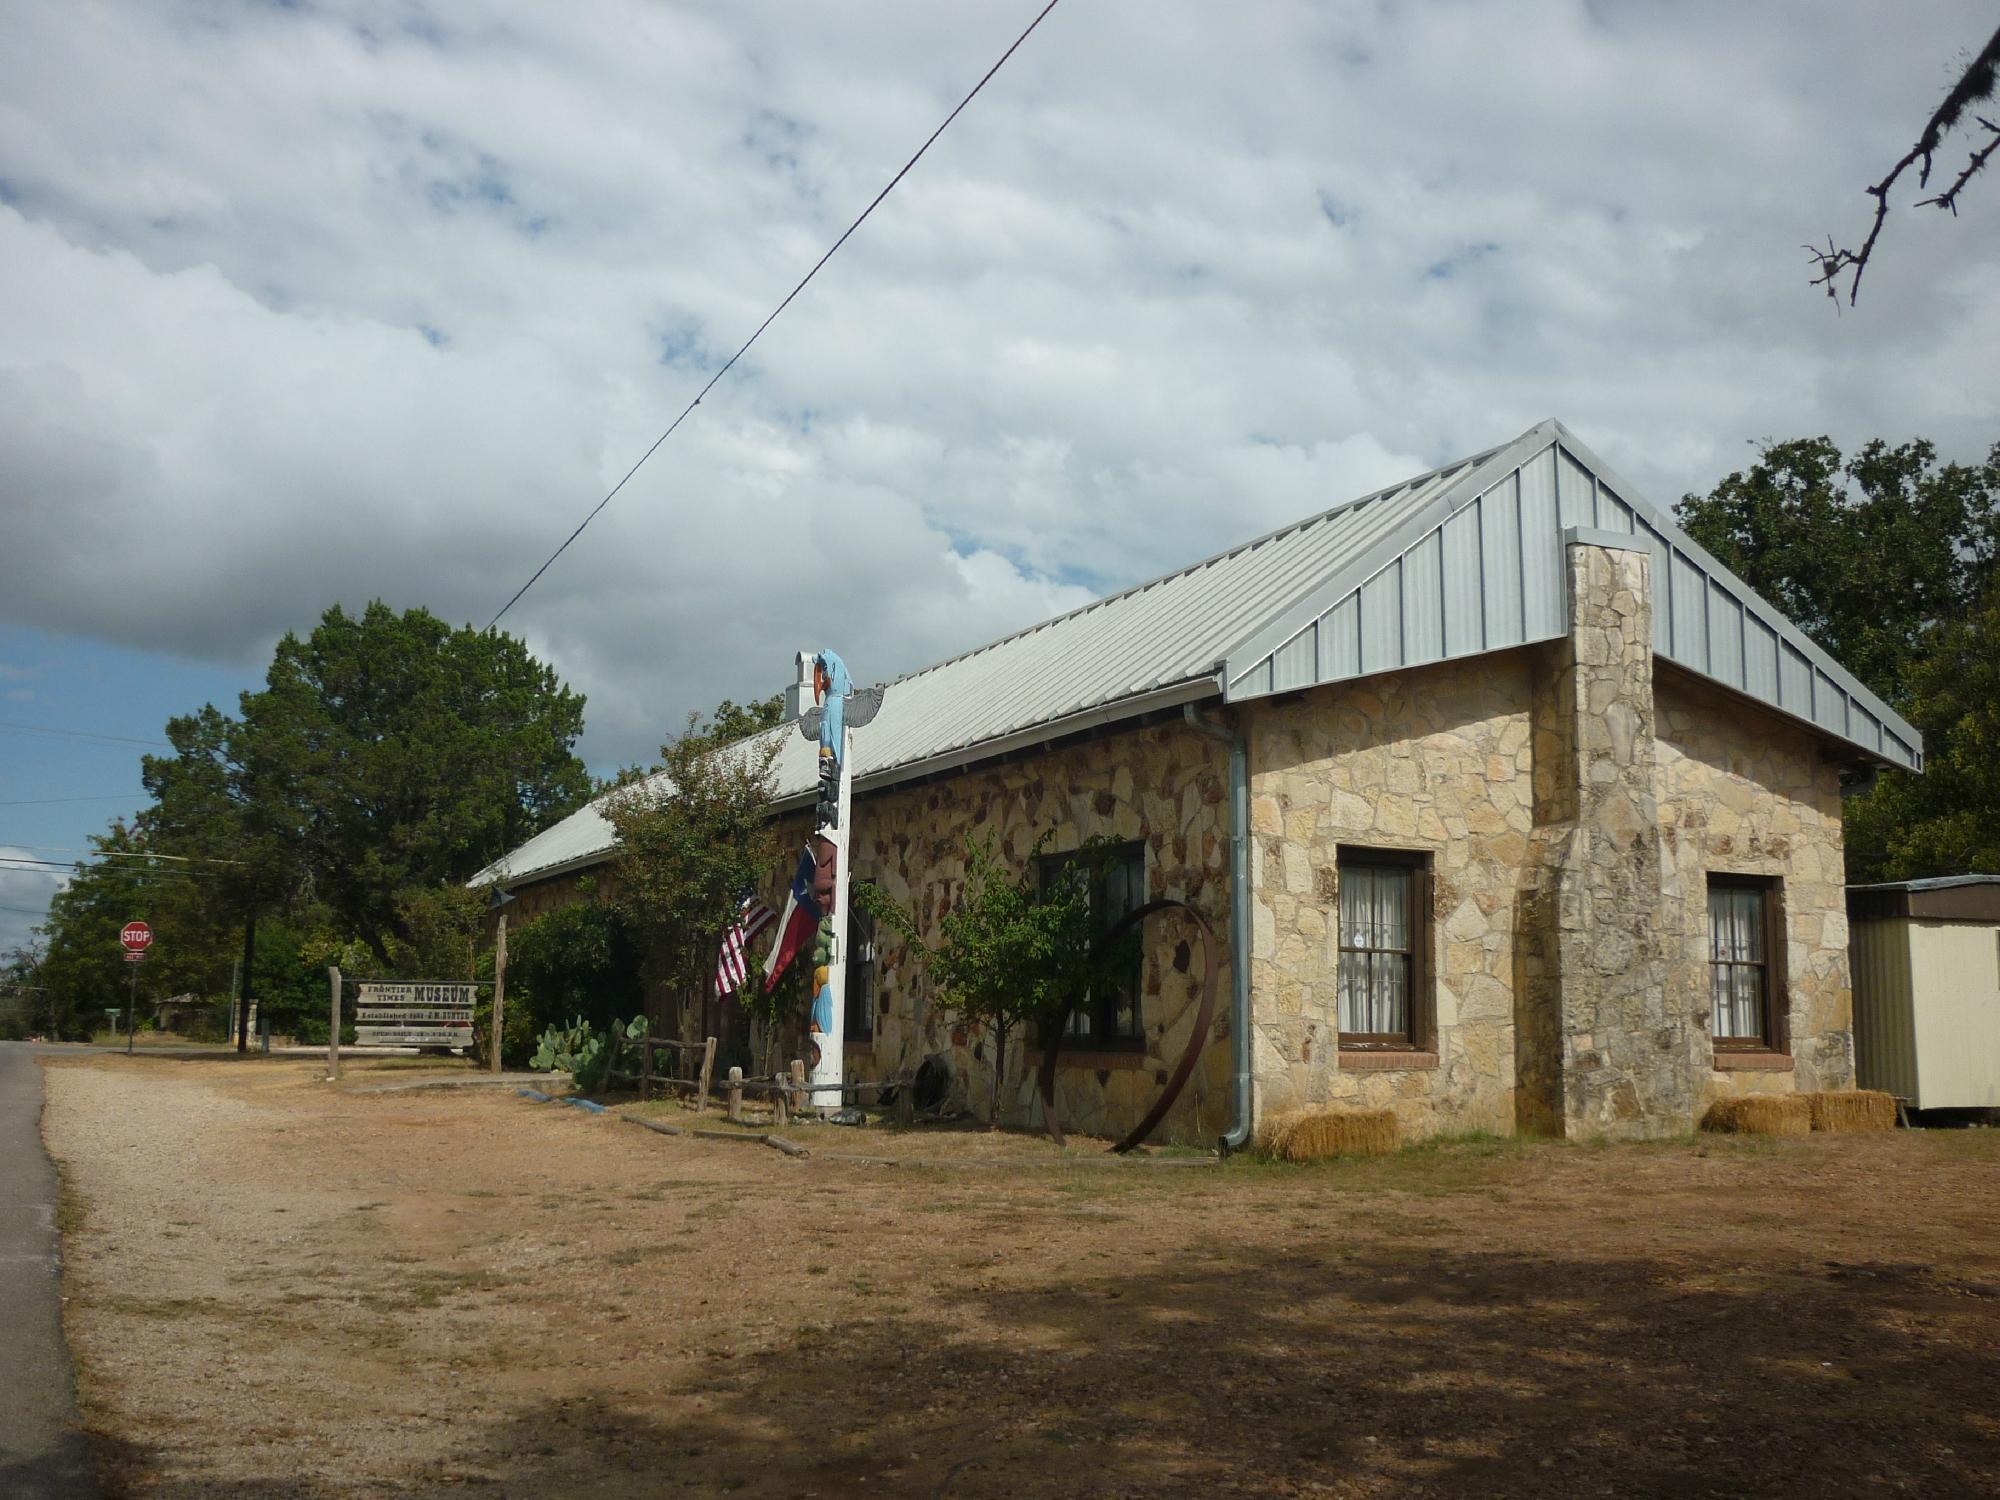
[327,966,341,1082]
[490,912,508,1073]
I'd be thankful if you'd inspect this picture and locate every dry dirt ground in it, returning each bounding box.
[38,1052,2000,1499]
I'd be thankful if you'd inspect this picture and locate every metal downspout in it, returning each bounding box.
[1185,704,1253,1153]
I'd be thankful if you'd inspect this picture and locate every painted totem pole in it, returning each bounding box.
[763,649,870,1111]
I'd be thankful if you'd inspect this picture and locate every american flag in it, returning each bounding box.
[714,890,777,997]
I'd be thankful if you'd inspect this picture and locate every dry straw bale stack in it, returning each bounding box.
[1256,1106,1398,1161]
[1699,1094,1812,1137]
[1803,1089,1898,1133]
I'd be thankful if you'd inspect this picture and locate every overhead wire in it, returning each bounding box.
[0,842,243,866]
[0,794,146,807]
[0,721,172,749]
[485,0,1065,629]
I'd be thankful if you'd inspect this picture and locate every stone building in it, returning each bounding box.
[475,420,1920,1145]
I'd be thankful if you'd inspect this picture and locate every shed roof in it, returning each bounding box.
[1848,875,2000,924]
[474,419,1922,890]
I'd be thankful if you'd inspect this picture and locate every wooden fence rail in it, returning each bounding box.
[600,1021,915,1127]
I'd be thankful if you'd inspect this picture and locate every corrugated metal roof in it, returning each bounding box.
[474,418,1923,889]
[1224,420,1924,772]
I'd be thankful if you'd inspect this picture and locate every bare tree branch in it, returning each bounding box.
[1809,23,2000,306]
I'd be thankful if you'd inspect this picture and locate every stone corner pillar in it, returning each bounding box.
[1520,530,1700,1139]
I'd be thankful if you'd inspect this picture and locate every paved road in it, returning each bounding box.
[0,1044,99,1497]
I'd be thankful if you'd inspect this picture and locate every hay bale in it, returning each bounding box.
[1804,1089,1898,1133]
[1256,1106,1398,1161]
[1699,1094,1811,1137]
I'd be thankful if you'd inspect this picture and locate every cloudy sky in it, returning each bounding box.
[2,0,1997,949]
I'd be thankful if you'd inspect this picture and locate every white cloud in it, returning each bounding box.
[0,845,64,954]
[0,0,1995,770]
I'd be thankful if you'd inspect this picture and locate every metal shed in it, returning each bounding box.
[1849,876,2000,1111]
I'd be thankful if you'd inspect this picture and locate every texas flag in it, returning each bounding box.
[763,837,836,991]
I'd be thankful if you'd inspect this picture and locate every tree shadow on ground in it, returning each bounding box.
[88,1241,2000,1498]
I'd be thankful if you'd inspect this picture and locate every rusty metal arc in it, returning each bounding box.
[1034,898,1221,1154]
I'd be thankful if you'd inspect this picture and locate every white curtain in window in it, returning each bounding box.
[1339,865,1412,1036]
[1708,886,1764,1039]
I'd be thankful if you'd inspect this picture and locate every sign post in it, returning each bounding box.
[327,966,342,1082]
[120,921,152,1054]
[491,911,509,1073]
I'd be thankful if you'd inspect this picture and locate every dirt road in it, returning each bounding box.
[40,1053,2000,1498]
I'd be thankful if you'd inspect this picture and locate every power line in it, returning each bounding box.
[0,721,171,749]
[0,794,144,807]
[0,856,220,881]
[0,842,242,866]
[486,0,1065,629]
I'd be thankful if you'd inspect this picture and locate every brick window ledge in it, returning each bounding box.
[1338,1049,1439,1071]
[1711,1050,1793,1072]
[1024,1048,1149,1072]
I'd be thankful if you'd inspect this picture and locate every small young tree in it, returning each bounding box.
[861,833,1136,1128]
[605,711,781,1037]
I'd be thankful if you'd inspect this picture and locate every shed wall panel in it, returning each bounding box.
[1850,919,1918,1101]
[1909,920,2000,1110]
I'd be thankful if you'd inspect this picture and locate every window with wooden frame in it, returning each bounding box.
[844,908,876,1043]
[1706,874,1785,1052]
[1035,841,1147,1051]
[1336,848,1433,1051]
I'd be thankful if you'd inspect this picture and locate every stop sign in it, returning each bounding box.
[120,921,153,953]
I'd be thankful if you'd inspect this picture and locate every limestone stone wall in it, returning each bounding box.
[1654,669,1855,1098]
[841,718,1234,1143]
[1243,655,1537,1138]
[1527,542,1706,1139]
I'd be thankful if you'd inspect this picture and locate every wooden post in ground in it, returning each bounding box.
[772,1077,788,1129]
[695,1036,717,1115]
[789,1058,808,1117]
[327,966,341,1081]
[726,1066,743,1123]
[640,1024,653,1102]
[490,912,508,1073]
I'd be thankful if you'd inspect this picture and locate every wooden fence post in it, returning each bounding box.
[789,1058,807,1117]
[695,1036,717,1115]
[726,1066,743,1123]
[772,1077,788,1129]
[639,1023,653,1102]
[327,966,341,1082]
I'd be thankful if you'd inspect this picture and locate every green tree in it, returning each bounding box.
[144,602,589,962]
[0,940,46,1040]
[508,897,645,1040]
[1843,589,2000,878]
[1676,436,2000,881]
[34,822,238,1038]
[605,713,780,1035]
[861,834,1136,1126]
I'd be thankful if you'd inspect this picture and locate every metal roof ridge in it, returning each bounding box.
[1218,420,1561,685]
[878,438,1511,690]
[1544,421,1917,743]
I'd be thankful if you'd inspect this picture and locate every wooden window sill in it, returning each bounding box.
[1024,1048,1149,1071]
[1711,1050,1792,1072]
[1338,1049,1438,1071]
